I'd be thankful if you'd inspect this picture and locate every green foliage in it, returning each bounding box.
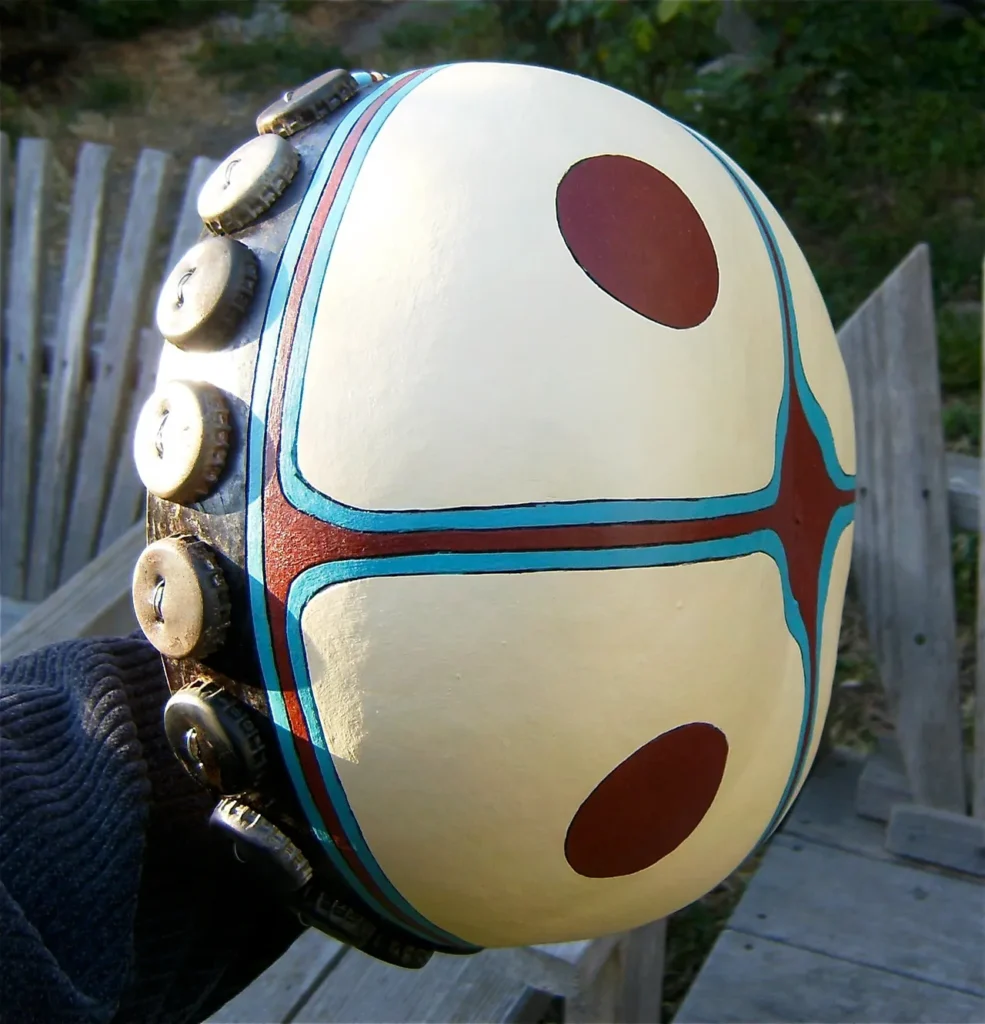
[415,0,984,328]
[663,2,985,323]
[0,83,28,136]
[382,17,455,59]
[939,307,983,394]
[86,0,255,38]
[939,306,982,453]
[75,71,142,113]
[540,0,720,99]
[943,398,981,452]
[385,0,984,453]
[192,32,348,93]
[0,0,258,38]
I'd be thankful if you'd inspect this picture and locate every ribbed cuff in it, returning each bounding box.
[0,635,302,1024]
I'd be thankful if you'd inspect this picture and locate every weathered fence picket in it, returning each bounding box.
[0,134,216,629]
[1,138,50,601]
[838,243,966,814]
[98,155,218,551]
[60,147,171,583]
[28,142,113,600]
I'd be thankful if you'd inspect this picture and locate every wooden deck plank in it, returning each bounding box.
[729,835,985,995]
[410,954,545,1024]
[0,520,142,661]
[837,243,966,813]
[289,932,660,1024]
[1,137,50,599]
[674,930,985,1024]
[60,148,170,582]
[28,142,112,600]
[886,803,985,877]
[854,736,913,824]
[296,946,482,1023]
[206,929,347,1024]
[682,753,985,1023]
[782,748,895,862]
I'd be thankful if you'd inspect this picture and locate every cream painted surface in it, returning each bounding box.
[156,333,258,417]
[695,134,857,476]
[794,522,855,798]
[296,62,792,511]
[300,554,811,948]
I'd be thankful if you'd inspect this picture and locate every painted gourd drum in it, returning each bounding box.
[133,61,856,962]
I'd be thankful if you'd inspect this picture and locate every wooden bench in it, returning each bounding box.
[208,923,667,1024]
[0,132,218,634]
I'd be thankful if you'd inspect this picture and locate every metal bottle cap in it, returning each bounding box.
[133,536,231,660]
[133,380,231,504]
[197,133,300,235]
[211,798,314,894]
[164,681,267,793]
[156,236,258,351]
[256,68,358,138]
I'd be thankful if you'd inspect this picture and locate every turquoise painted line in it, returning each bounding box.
[274,108,809,532]
[680,120,857,836]
[246,68,475,949]
[272,95,828,847]
[248,64,859,924]
[759,504,856,841]
[682,124,855,494]
[284,532,811,877]
[248,68,424,827]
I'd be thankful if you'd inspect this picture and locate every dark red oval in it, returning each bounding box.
[564,722,729,878]
[556,154,719,329]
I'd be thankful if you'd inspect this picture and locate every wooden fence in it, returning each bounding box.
[1,130,983,1018]
[841,244,985,871]
[0,132,218,632]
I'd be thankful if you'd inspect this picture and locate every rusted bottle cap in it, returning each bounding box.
[133,379,231,505]
[156,236,258,351]
[256,68,358,138]
[197,134,300,235]
[133,535,231,660]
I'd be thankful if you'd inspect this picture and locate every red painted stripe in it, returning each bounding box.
[257,68,853,942]
[260,71,457,945]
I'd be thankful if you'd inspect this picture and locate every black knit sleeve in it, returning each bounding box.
[0,637,302,1024]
